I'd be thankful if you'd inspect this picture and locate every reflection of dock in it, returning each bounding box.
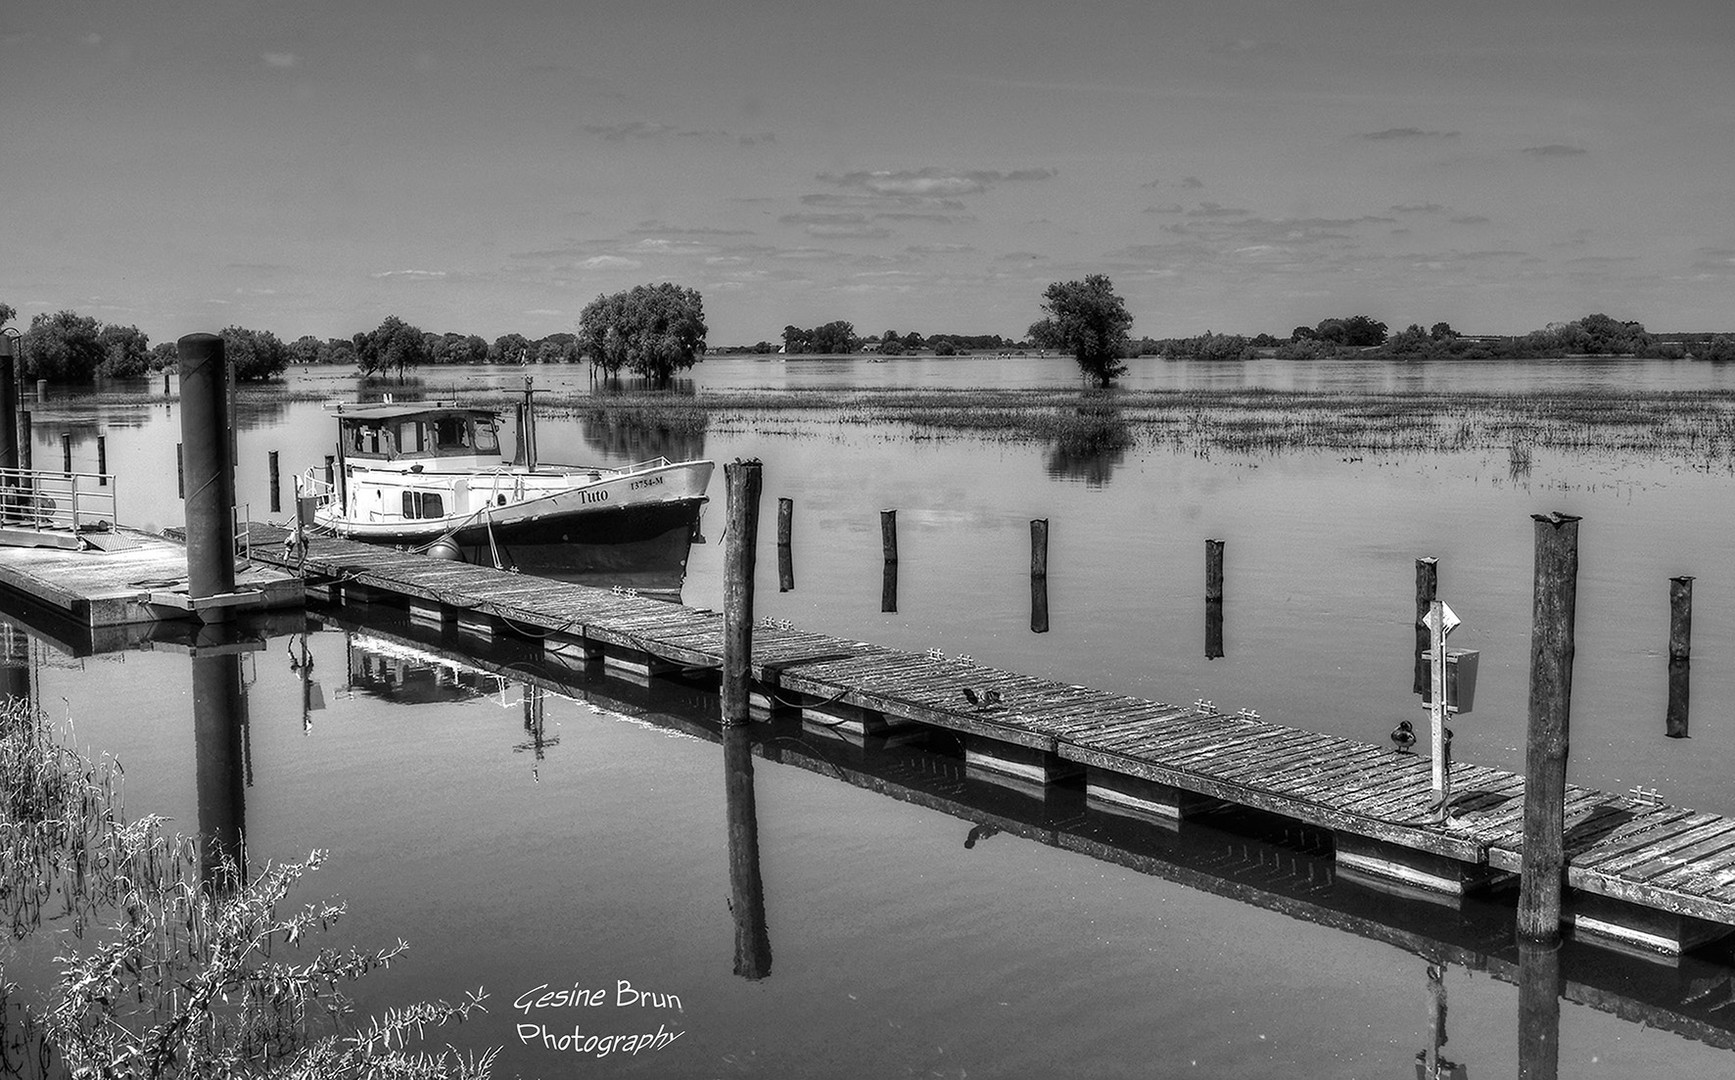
[314,606,1735,1052]
[246,522,1735,957]
[0,528,303,627]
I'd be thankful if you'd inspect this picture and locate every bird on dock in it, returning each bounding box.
[1390,720,1417,753]
[961,688,1003,710]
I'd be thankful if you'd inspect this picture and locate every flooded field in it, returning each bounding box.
[7,354,1735,1077]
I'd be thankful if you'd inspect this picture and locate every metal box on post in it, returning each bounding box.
[1422,647,1479,714]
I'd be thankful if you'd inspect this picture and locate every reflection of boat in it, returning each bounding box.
[300,384,713,595]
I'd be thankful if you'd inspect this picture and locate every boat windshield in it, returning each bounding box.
[343,412,501,459]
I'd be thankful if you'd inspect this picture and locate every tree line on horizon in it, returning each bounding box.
[5,290,1734,387]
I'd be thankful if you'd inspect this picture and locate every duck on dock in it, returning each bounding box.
[961,688,1003,710]
[1390,720,1417,753]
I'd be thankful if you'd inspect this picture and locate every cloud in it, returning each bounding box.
[1391,203,1445,213]
[263,52,298,69]
[579,121,778,146]
[1359,128,1460,140]
[1448,215,1490,225]
[81,33,103,47]
[580,255,641,270]
[779,213,892,239]
[1180,176,1204,189]
[1143,204,1184,215]
[1188,202,1252,218]
[581,121,685,140]
[370,269,447,280]
[817,167,1056,198]
[1522,144,1588,156]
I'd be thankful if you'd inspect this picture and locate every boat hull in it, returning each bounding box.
[312,459,713,597]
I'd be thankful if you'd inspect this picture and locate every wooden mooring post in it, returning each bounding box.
[0,337,16,472]
[96,435,106,485]
[18,411,30,471]
[721,459,763,726]
[1414,556,1438,696]
[1667,575,1692,738]
[881,508,897,613]
[1206,538,1225,660]
[1030,518,1048,578]
[1518,513,1580,941]
[777,497,793,592]
[177,334,238,614]
[269,450,281,514]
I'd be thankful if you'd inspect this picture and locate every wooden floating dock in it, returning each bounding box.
[244,522,1735,957]
[0,528,304,626]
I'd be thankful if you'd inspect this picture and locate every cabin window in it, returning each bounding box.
[474,421,500,454]
[401,491,446,519]
[349,425,384,455]
[434,417,471,451]
[398,422,425,454]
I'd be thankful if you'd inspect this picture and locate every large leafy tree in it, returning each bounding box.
[578,283,707,384]
[1028,275,1134,387]
[21,310,106,382]
[97,324,152,378]
[220,325,291,381]
[354,315,429,380]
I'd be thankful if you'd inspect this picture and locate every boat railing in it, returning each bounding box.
[0,467,118,535]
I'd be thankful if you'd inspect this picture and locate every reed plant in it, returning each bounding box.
[0,703,497,1079]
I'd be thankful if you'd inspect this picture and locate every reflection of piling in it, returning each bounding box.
[178,334,238,612]
[1030,575,1049,634]
[1667,575,1692,738]
[60,432,71,475]
[881,508,897,564]
[723,724,773,980]
[1206,539,1225,659]
[1030,518,1048,579]
[722,460,763,727]
[269,450,281,514]
[881,560,897,613]
[176,443,184,498]
[1517,938,1562,1080]
[1518,513,1579,941]
[1415,557,1438,696]
[192,649,247,891]
[1,625,31,706]
[777,497,793,592]
[97,435,107,485]
[19,410,30,471]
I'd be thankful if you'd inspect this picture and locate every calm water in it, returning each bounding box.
[8,355,1735,1077]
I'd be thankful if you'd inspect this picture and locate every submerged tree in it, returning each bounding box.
[578,283,707,384]
[1028,275,1134,387]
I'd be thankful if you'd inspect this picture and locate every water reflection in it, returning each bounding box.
[576,408,707,463]
[1518,939,1562,1080]
[723,724,773,980]
[1042,398,1130,487]
[190,634,251,889]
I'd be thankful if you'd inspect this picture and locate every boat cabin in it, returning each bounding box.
[334,404,503,465]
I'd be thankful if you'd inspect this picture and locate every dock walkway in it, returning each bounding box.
[246,523,1735,955]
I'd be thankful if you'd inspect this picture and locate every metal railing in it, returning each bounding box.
[0,467,117,533]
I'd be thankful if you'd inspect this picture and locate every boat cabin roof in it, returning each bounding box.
[334,403,498,425]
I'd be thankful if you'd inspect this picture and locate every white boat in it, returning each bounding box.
[298,386,713,595]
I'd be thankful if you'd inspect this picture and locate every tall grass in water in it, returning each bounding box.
[0,703,496,1079]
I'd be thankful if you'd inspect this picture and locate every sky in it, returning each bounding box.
[3,0,1733,347]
